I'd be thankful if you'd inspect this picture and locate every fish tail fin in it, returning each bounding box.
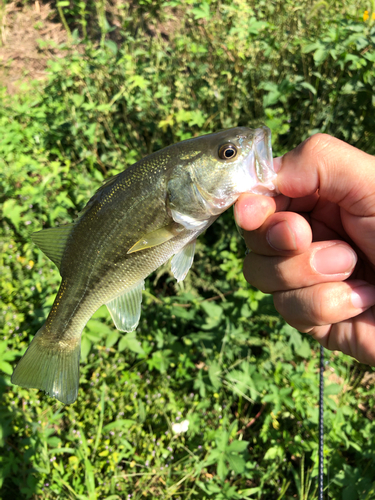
[11,324,80,405]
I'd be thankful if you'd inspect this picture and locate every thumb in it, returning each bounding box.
[275,134,375,217]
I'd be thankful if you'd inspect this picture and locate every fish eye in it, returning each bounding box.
[218,144,237,160]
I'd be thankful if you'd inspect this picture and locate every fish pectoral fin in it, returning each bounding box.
[127,223,183,254]
[171,239,197,282]
[106,280,145,332]
[31,223,75,270]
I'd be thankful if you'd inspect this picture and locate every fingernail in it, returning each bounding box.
[273,156,283,173]
[267,220,297,251]
[312,245,357,275]
[233,203,241,228]
[351,285,375,309]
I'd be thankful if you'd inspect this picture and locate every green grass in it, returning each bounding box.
[1,0,375,498]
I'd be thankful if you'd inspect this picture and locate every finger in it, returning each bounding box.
[244,241,357,293]
[234,191,320,236]
[339,208,375,264]
[275,134,375,216]
[307,309,375,366]
[234,193,289,231]
[273,279,375,337]
[243,211,312,256]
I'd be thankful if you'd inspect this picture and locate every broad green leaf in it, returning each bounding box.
[92,305,110,320]
[86,319,113,338]
[2,199,23,231]
[227,440,249,453]
[102,420,135,433]
[105,40,118,56]
[325,383,341,395]
[0,361,13,375]
[300,82,317,95]
[72,94,84,108]
[263,445,284,460]
[302,42,320,53]
[227,453,246,474]
[80,336,92,362]
[314,47,328,64]
[208,361,222,390]
[118,332,144,354]
[201,302,223,330]
[217,456,228,479]
[295,338,311,359]
[239,488,262,497]
[105,330,119,348]
[342,485,358,500]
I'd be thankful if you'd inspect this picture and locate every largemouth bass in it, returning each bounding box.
[11,126,278,404]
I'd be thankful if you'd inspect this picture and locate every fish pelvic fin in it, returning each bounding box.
[171,239,196,282]
[11,325,80,405]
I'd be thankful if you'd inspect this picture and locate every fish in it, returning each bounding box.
[11,126,278,405]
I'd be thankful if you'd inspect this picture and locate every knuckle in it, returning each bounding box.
[273,285,335,328]
[298,134,338,170]
[273,290,290,317]
[243,255,274,293]
[302,133,334,155]
[308,286,330,325]
[309,284,346,325]
[257,283,274,294]
[244,270,273,293]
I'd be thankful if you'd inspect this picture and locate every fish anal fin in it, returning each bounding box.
[106,280,145,332]
[127,223,183,254]
[171,239,196,282]
[11,324,80,405]
[31,224,74,270]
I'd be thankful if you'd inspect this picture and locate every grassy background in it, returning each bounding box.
[1,0,375,498]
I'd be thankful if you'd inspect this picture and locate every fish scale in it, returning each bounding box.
[12,126,278,404]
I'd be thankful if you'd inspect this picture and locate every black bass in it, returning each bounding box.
[11,126,278,404]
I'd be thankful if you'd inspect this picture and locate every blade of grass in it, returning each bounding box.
[92,382,106,460]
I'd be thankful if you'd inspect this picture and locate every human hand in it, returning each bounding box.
[234,134,375,365]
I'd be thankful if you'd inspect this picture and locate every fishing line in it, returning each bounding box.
[318,344,324,500]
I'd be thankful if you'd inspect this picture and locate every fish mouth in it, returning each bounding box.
[250,126,279,195]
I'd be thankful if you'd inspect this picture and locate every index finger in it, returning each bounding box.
[234,191,320,232]
[276,133,375,216]
[234,193,288,232]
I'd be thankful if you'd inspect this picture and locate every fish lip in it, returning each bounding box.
[250,126,279,195]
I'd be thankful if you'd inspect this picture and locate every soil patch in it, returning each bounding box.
[0,1,67,93]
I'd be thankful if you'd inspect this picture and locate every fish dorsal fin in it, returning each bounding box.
[31,224,74,270]
[106,280,145,332]
[77,172,123,218]
[171,239,196,282]
[127,222,184,254]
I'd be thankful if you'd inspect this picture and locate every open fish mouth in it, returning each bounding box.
[233,126,278,198]
[251,126,278,195]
